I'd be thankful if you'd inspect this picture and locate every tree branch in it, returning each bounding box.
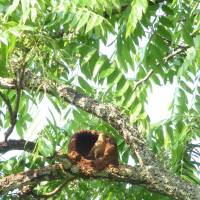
[164,46,189,62]
[34,178,75,198]
[0,91,13,119]
[0,139,35,153]
[4,67,26,141]
[133,69,154,92]
[132,45,189,92]
[0,155,198,200]
[0,162,145,195]
[0,59,27,142]
[0,158,168,198]
[0,87,20,142]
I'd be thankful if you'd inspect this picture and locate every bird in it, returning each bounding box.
[88,133,106,159]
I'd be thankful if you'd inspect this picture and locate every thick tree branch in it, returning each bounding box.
[0,155,198,200]
[0,139,35,153]
[0,162,143,195]
[0,76,199,200]
[0,163,66,195]
[0,158,164,197]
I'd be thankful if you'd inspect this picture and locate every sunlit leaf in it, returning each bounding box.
[126,0,148,37]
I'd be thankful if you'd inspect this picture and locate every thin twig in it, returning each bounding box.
[0,91,13,120]
[133,45,189,92]
[4,72,24,141]
[33,178,75,198]
[133,69,154,92]
[164,46,188,62]
[3,56,27,141]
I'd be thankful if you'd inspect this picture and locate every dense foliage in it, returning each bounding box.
[0,0,199,199]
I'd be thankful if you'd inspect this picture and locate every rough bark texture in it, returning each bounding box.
[0,76,200,200]
[0,139,35,153]
[0,157,160,196]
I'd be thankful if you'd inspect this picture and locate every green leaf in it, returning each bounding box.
[121,149,129,163]
[21,0,30,23]
[0,32,8,46]
[180,81,192,93]
[162,5,174,15]
[37,0,46,11]
[159,16,173,28]
[31,7,37,22]
[182,28,193,46]
[17,25,35,31]
[107,68,122,85]
[153,34,168,54]
[194,35,200,49]
[116,79,130,97]
[152,74,161,85]
[157,25,172,41]
[38,138,54,156]
[78,76,93,94]
[130,103,142,118]
[73,109,85,122]
[149,43,163,63]
[99,66,115,79]
[16,122,24,138]
[85,13,103,33]
[4,0,20,19]
[81,49,97,66]
[126,0,148,37]
[156,128,164,146]
[121,41,134,65]
[123,87,137,108]
[0,43,8,76]
[76,10,90,32]
[48,97,61,115]
[93,56,106,78]
[8,28,21,37]
[117,39,128,72]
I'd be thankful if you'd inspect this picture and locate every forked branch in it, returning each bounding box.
[0,58,27,142]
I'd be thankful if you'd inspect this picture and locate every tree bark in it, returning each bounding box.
[0,155,187,199]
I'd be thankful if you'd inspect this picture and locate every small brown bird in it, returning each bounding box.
[89,133,106,159]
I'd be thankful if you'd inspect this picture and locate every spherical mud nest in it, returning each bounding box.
[68,130,118,171]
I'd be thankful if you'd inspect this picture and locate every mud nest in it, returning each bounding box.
[68,130,119,171]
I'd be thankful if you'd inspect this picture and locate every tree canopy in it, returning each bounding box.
[0,0,200,199]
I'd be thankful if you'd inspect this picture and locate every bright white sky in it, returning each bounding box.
[146,82,176,123]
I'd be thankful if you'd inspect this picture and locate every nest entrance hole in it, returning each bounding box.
[76,132,98,157]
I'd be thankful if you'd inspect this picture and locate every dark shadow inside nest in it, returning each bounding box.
[75,132,98,159]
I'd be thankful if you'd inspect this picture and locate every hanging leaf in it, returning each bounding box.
[157,25,172,41]
[76,10,90,32]
[4,0,20,19]
[126,0,148,37]
[85,13,103,33]
[78,76,93,94]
